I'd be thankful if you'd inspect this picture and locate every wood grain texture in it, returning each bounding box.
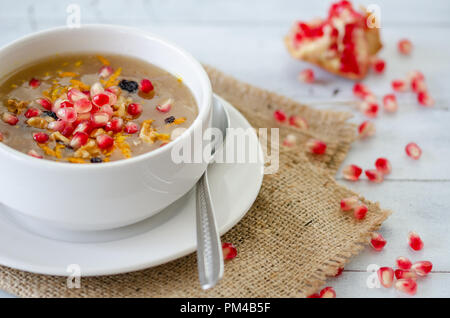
[0,0,448,297]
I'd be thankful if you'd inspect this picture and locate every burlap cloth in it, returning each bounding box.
[0,66,390,297]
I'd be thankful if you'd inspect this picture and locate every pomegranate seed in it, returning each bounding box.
[377,267,394,288]
[70,132,89,149]
[36,98,52,110]
[411,77,427,94]
[354,204,368,220]
[98,65,113,78]
[140,79,154,93]
[358,121,375,138]
[289,115,308,129]
[398,39,413,55]
[48,120,66,132]
[340,196,358,211]
[96,134,114,150]
[90,82,104,96]
[28,150,43,159]
[67,88,87,103]
[222,242,237,260]
[273,109,287,122]
[396,257,412,270]
[57,107,78,122]
[104,91,117,106]
[365,169,383,183]
[408,70,425,83]
[411,261,433,277]
[298,69,315,83]
[91,112,110,128]
[24,108,41,118]
[76,112,91,123]
[283,134,296,147]
[32,132,49,143]
[395,269,417,280]
[372,59,386,74]
[61,123,75,138]
[2,113,19,126]
[156,99,173,113]
[92,93,110,107]
[383,94,398,113]
[106,86,121,96]
[127,103,143,116]
[307,293,321,298]
[124,121,139,134]
[335,267,344,277]
[370,232,387,251]
[353,83,371,99]
[319,287,336,298]
[100,105,114,117]
[73,121,92,135]
[375,157,391,175]
[52,99,64,113]
[105,117,124,133]
[306,139,326,155]
[417,91,434,107]
[342,164,363,181]
[60,101,74,108]
[392,80,408,92]
[29,78,40,88]
[405,142,422,160]
[360,101,379,118]
[395,278,417,295]
[408,231,424,251]
[74,98,92,113]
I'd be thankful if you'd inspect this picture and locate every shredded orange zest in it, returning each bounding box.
[70,79,90,91]
[174,117,186,125]
[42,90,50,98]
[114,134,132,158]
[38,143,62,159]
[58,71,79,78]
[101,67,122,88]
[155,133,170,141]
[97,55,110,66]
[75,60,83,67]
[67,157,86,164]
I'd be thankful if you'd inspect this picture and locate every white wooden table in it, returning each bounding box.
[0,0,449,297]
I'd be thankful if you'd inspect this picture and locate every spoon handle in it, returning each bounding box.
[196,169,224,290]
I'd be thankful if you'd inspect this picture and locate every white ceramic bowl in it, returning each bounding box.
[0,25,212,231]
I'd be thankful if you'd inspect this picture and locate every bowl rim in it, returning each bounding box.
[0,24,212,170]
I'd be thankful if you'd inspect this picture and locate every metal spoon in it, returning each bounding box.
[196,96,230,290]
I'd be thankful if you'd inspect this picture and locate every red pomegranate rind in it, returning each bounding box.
[285,1,382,80]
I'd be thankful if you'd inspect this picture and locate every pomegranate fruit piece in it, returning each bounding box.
[24,108,41,118]
[140,79,154,93]
[289,115,308,129]
[342,164,363,181]
[298,69,315,83]
[395,278,417,295]
[365,169,383,183]
[358,121,375,138]
[32,132,49,143]
[411,261,433,277]
[273,109,287,123]
[340,196,358,211]
[319,287,336,298]
[127,103,143,116]
[124,121,139,134]
[377,267,394,288]
[383,94,398,113]
[408,231,424,251]
[398,39,413,55]
[306,139,326,155]
[96,134,114,150]
[222,242,237,260]
[405,142,422,160]
[370,232,387,251]
[156,99,173,113]
[375,157,391,175]
[396,256,412,270]
[2,113,19,126]
[354,204,368,220]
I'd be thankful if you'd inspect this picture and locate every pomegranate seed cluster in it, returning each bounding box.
[0,55,188,163]
[340,196,368,220]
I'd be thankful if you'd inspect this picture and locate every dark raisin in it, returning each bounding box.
[164,116,176,124]
[90,157,103,163]
[119,80,139,93]
[43,111,58,120]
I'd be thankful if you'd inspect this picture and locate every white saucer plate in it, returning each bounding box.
[0,97,264,276]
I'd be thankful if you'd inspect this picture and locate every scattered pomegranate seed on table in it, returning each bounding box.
[273,109,287,122]
[365,169,383,183]
[375,157,391,175]
[354,204,368,220]
[342,164,363,181]
[408,231,424,251]
[340,196,358,211]
[398,39,413,55]
[298,69,315,83]
[392,79,408,92]
[370,232,387,251]
[359,101,379,118]
[334,267,344,277]
[222,242,237,260]
[319,286,336,298]
[372,59,386,74]
[382,94,398,113]
[358,121,375,138]
[353,83,372,99]
[377,267,394,288]
[289,115,308,129]
[405,142,422,159]
[396,256,412,270]
[282,134,296,147]
[306,139,326,155]
[411,77,427,94]
[417,91,434,107]
[411,261,433,276]
[395,278,417,295]
[395,269,417,280]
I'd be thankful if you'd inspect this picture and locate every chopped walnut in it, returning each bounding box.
[139,120,157,143]
[26,117,48,129]
[6,98,28,115]
[50,132,70,145]
[74,139,102,159]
